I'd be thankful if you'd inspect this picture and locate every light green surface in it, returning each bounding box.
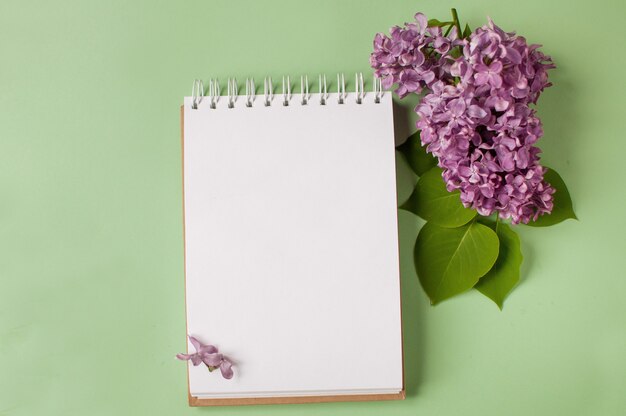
[1,1,625,415]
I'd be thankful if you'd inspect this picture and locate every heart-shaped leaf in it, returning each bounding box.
[397,131,437,176]
[401,167,477,227]
[415,221,499,304]
[526,168,576,227]
[475,220,523,309]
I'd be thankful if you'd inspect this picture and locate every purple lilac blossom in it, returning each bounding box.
[177,335,234,379]
[371,14,556,224]
[370,13,463,98]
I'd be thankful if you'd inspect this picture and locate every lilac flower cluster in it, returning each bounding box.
[370,13,463,98]
[371,14,556,224]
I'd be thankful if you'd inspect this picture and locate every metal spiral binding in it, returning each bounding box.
[282,76,291,106]
[191,79,204,109]
[264,77,274,106]
[337,73,346,104]
[191,73,382,109]
[301,75,310,105]
[319,74,328,105]
[373,77,383,103]
[245,78,255,107]
[355,72,364,104]
[227,78,238,109]
[208,79,220,109]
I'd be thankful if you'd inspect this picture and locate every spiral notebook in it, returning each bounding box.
[180,75,404,406]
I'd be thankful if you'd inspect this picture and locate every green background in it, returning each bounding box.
[1,0,625,415]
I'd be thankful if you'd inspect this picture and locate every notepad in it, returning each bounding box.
[181,77,404,406]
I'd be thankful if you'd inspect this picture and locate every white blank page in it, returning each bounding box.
[183,92,402,398]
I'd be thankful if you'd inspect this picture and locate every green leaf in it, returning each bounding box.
[450,47,463,59]
[462,23,472,39]
[525,168,577,227]
[475,221,523,309]
[415,221,499,304]
[428,19,453,27]
[401,167,477,227]
[397,131,437,176]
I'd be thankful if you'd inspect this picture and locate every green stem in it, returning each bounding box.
[450,8,462,37]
